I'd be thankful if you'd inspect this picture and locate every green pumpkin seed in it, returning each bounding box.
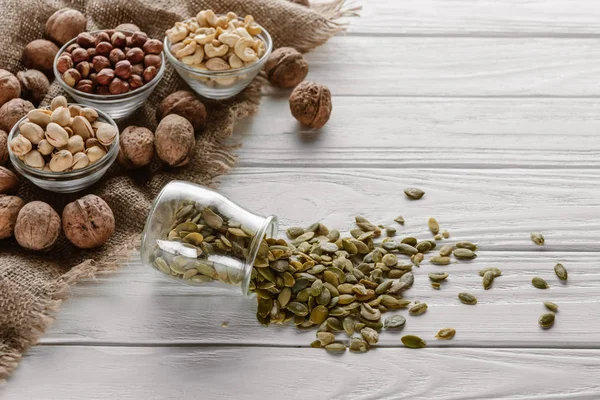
[375,280,393,294]
[455,242,477,251]
[326,317,343,331]
[409,302,428,316]
[482,270,495,290]
[328,229,340,242]
[430,256,451,265]
[310,340,322,348]
[398,243,418,255]
[394,216,405,225]
[439,244,454,257]
[385,226,396,236]
[342,316,355,336]
[416,241,432,254]
[287,302,309,316]
[317,332,335,346]
[531,232,545,245]
[434,234,443,241]
[349,338,370,353]
[310,305,329,324]
[538,312,555,329]
[428,217,439,234]
[453,248,477,260]
[383,315,406,329]
[278,288,292,307]
[532,277,549,289]
[401,335,427,348]
[401,237,417,246]
[554,263,568,281]
[428,272,449,282]
[479,267,502,277]
[310,279,323,296]
[324,342,346,353]
[342,239,358,255]
[442,230,450,238]
[435,328,456,340]
[361,327,379,344]
[286,227,305,239]
[458,292,477,305]
[431,282,441,290]
[202,208,223,229]
[257,297,273,318]
[382,253,397,267]
[153,257,170,274]
[404,187,425,200]
[399,272,414,288]
[544,301,559,312]
[320,242,339,253]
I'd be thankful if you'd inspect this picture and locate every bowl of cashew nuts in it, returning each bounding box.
[164,10,272,100]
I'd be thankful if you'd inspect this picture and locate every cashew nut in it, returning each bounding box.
[204,42,229,58]
[235,27,252,39]
[229,54,244,69]
[252,39,266,58]
[226,12,238,21]
[205,58,231,71]
[234,38,258,62]
[171,42,185,54]
[187,21,201,33]
[244,16,261,36]
[218,31,240,47]
[214,76,237,87]
[175,40,197,58]
[196,10,209,27]
[182,47,205,65]
[204,10,226,28]
[166,24,188,44]
[194,28,216,45]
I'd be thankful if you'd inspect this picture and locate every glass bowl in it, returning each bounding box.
[164,19,272,100]
[7,105,119,193]
[53,30,166,120]
[141,181,278,296]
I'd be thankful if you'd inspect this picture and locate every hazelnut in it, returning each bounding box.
[104,29,116,38]
[65,43,80,53]
[143,39,163,55]
[97,86,111,96]
[14,201,61,251]
[87,47,98,58]
[114,60,133,79]
[144,54,162,68]
[94,32,111,47]
[75,79,94,93]
[76,32,96,48]
[126,48,144,64]
[131,31,148,47]
[109,48,126,65]
[109,77,130,94]
[155,114,195,167]
[22,39,59,71]
[131,63,144,76]
[115,23,140,33]
[76,61,91,78]
[17,70,50,105]
[92,55,111,72]
[128,74,144,90]
[89,73,98,83]
[111,32,127,48]
[46,8,87,45]
[0,99,34,132]
[142,66,158,83]
[0,195,25,239]
[117,126,154,169]
[56,54,74,74]
[265,47,309,88]
[71,47,90,63]
[0,130,7,165]
[62,68,82,87]
[96,41,114,57]
[289,81,332,129]
[156,90,207,131]
[0,167,18,194]
[96,68,115,86]
[62,194,115,249]
[0,70,21,108]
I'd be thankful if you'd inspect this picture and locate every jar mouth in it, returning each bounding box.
[242,215,279,298]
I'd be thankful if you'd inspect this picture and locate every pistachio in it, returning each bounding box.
[9,135,32,156]
[37,139,54,156]
[23,150,45,168]
[86,145,107,163]
[51,106,71,126]
[50,96,67,110]
[96,122,118,145]
[49,150,73,172]
[19,122,45,144]
[27,109,51,127]
[45,122,69,147]
[66,135,85,154]
[72,116,94,140]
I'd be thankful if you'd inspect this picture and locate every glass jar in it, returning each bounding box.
[141,181,278,296]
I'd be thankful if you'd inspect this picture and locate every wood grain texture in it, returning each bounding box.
[350,0,600,36]
[5,346,600,400]
[234,97,600,168]
[293,37,600,97]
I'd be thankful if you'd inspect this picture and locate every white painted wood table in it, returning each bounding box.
[4,1,600,398]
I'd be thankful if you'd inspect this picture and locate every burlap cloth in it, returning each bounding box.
[0,0,359,381]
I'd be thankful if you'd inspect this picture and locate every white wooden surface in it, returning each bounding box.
[4,1,600,399]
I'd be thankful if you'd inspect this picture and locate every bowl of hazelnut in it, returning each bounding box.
[164,10,272,100]
[7,96,119,193]
[53,29,165,119]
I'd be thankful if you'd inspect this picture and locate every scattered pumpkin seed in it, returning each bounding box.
[404,187,425,200]
[455,242,477,251]
[430,256,451,265]
[442,230,450,239]
[531,232,545,245]
[324,342,346,353]
[394,216,405,225]
[317,332,335,346]
[554,263,568,281]
[428,272,449,282]
[401,335,427,348]
[538,312,555,329]
[479,267,502,277]
[458,292,477,305]
[435,328,456,340]
[482,270,495,290]
[349,338,370,353]
[532,277,549,289]
[431,282,441,290]
[361,327,379,344]
[428,217,439,235]
[543,301,558,312]
[409,302,428,316]
[383,315,406,329]
[453,248,477,260]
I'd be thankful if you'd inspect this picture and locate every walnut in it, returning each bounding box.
[156,91,207,131]
[289,0,310,5]
[16,70,50,105]
[62,194,115,249]
[155,114,195,167]
[14,201,61,251]
[0,70,21,108]
[265,47,309,88]
[45,8,87,46]
[22,40,59,71]
[0,195,25,239]
[117,126,154,169]
[289,81,332,129]
[0,130,7,165]
[0,98,34,132]
[0,167,18,194]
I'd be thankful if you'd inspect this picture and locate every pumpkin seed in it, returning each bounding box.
[479,267,502,277]
[442,230,450,239]
[324,342,346,353]
[310,305,329,324]
[435,328,456,340]
[458,292,477,305]
[428,217,439,234]
[287,302,309,316]
[326,317,343,331]
[361,327,379,344]
[543,301,559,312]
[554,263,568,281]
[538,312,555,329]
[532,277,549,289]
[401,237,417,246]
[394,216,405,225]
[404,187,425,200]
[278,288,292,307]
[431,282,441,290]
[401,335,427,348]
[482,270,495,290]
[408,302,428,316]
[416,241,432,254]
[531,232,545,245]
[320,242,339,253]
[385,226,396,236]
[202,208,223,229]
[286,227,305,239]
[430,256,451,265]
[398,243,418,255]
[439,244,454,257]
[453,248,477,260]
[349,338,370,353]
[375,280,393,294]
[343,316,355,336]
[434,234,443,241]
[310,340,322,348]
[382,253,397,267]
[383,315,406,329]
[455,241,477,251]
[428,272,449,282]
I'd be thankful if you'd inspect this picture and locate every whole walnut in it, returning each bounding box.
[0,70,21,108]
[0,167,18,194]
[156,91,207,131]
[265,47,309,88]
[46,8,87,45]
[0,98,34,132]
[288,0,310,5]
[0,195,25,239]
[117,126,155,169]
[0,130,8,165]
[22,40,59,71]
[155,114,195,167]
[289,81,332,129]
[14,201,61,251]
[62,194,115,249]
[17,70,50,105]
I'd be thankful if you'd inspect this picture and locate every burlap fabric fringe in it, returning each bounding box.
[0,0,357,382]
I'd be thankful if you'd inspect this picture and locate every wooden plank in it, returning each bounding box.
[234,97,600,168]
[43,251,600,347]
[6,346,600,399]
[349,0,600,36]
[292,36,600,97]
